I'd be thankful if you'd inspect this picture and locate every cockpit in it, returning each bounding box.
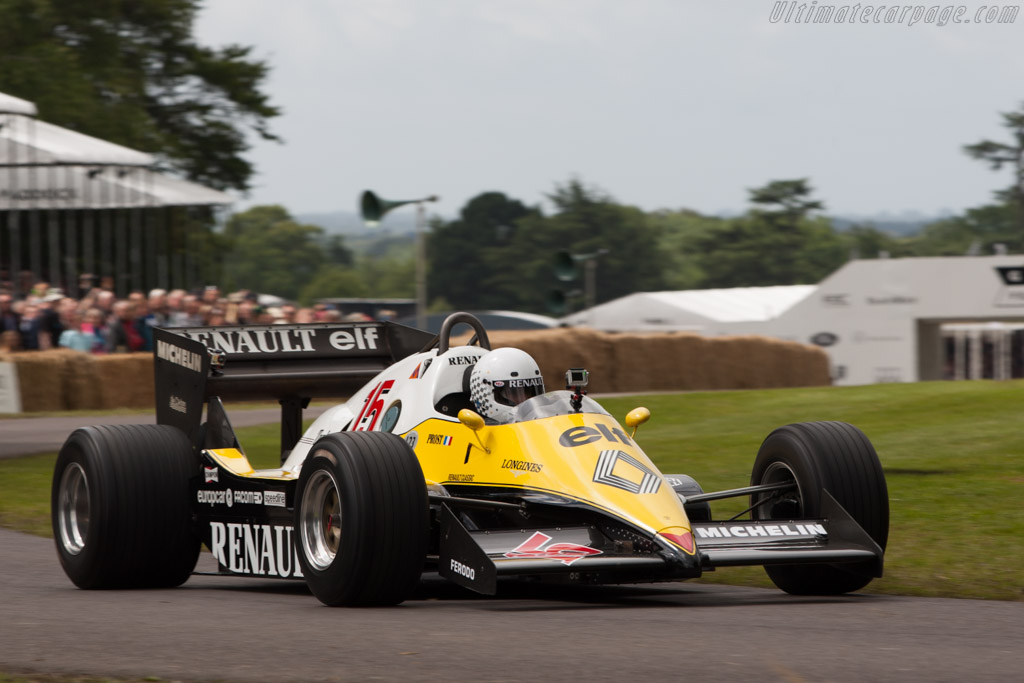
[511,391,611,423]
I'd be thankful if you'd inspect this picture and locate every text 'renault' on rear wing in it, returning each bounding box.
[153,322,435,452]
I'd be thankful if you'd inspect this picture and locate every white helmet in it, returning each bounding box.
[470,348,545,423]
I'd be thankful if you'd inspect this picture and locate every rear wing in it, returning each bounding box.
[153,322,435,453]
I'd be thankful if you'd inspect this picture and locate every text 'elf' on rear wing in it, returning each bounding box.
[153,322,435,448]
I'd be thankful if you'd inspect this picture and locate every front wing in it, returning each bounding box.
[437,490,883,595]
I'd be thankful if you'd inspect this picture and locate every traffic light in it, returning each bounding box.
[547,249,607,314]
[548,250,580,314]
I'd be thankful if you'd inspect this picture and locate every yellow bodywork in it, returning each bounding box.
[206,448,297,480]
[406,413,694,553]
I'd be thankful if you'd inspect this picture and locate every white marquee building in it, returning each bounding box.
[563,255,1024,385]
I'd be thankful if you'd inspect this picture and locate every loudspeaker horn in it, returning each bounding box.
[360,190,438,226]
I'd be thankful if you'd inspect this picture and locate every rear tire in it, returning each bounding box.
[295,432,428,606]
[51,424,200,589]
[750,421,888,595]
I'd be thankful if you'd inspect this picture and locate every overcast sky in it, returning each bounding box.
[194,1,1024,220]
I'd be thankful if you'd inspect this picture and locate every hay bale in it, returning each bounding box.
[59,350,101,410]
[709,335,830,389]
[8,349,86,411]
[92,354,155,409]
[454,327,830,393]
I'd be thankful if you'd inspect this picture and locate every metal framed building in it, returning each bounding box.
[0,91,233,298]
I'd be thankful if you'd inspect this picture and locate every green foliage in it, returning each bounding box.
[959,104,1024,247]
[541,179,667,303]
[842,224,915,259]
[353,253,416,299]
[0,0,280,192]
[651,209,725,290]
[748,178,825,217]
[223,205,343,301]
[426,192,538,310]
[297,268,367,306]
[427,180,667,314]
[963,104,1024,208]
[322,235,355,267]
[690,180,846,288]
[909,203,1022,256]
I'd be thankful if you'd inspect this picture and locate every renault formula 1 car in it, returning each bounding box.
[52,313,888,606]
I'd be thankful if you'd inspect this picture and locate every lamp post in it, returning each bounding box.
[360,190,438,329]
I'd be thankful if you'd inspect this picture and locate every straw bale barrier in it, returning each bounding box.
[2,330,829,413]
[0,350,154,413]
[456,328,831,394]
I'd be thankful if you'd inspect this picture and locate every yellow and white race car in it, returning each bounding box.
[52,313,888,606]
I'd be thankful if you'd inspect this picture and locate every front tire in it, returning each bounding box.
[51,424,200,589]
[294,432,428,606]
[750,421,888,595]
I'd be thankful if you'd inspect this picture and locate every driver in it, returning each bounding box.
[469,348,545,424]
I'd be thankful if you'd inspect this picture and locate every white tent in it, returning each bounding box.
[0,92,38,116]
[561,285,817,332]
[1,90,233,296]
[0,164,233,210]
[0,93,232,207]
[0,110,153,167]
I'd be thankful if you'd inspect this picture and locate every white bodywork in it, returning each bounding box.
[282,344,487,473]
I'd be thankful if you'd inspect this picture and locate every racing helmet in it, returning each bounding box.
[469,348,545,423]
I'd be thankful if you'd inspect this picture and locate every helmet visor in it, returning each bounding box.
[493,377,544,407]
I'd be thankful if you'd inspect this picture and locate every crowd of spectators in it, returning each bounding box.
[0,274,365,354]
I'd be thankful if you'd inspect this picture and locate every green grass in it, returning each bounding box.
[4,381,1023,600]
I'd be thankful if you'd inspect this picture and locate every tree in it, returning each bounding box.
[426,192,538,310]
[909,204,1021,256]
[693,179,845,287]
[539,179,667,306]
[222,206,331,300]
[963,103,1024,240]
[354,253,416,299]
[651,209,726,290]
[748,179,825,218]
[298,269,367,306]
[483,179,667,314]
[0,0,280,192]
[842,225,914,260]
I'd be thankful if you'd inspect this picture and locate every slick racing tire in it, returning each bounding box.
[750,421,888,595]
[51,424,200,589]
[295,431,429,606]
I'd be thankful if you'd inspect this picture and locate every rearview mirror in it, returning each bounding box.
[625,407,651,438]
[458,409,486,431]
[458,409,490,455]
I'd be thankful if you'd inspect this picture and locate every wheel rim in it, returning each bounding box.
[57,462,90,555]
[300,467,342,571]
[755,461,803,520]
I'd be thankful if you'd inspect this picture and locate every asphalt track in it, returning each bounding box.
[1,526,1021,683]
[2,413,1022,682]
